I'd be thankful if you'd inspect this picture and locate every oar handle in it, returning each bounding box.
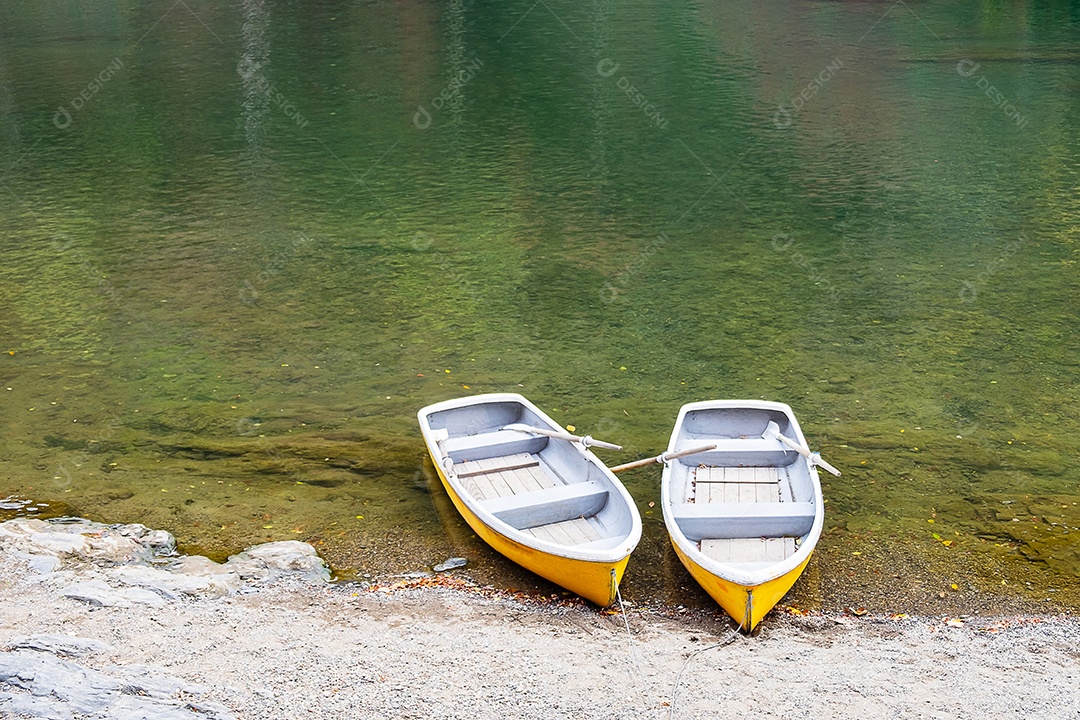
[608,444,717,473]
[811,453,842,477]
[663,444,719,462]
[771,429,811,458]
[501,424,623,451]
[608,456,661,473]
[581,436,623,451]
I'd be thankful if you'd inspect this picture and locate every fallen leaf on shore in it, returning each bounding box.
[945,619,964,628]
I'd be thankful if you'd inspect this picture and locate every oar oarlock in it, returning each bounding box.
[762,420,841,476]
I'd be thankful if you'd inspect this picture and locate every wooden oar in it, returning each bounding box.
[501,423,623,451]
[763,421,841,476]
[608,444,717,473]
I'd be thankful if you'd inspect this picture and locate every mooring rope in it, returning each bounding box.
[666,621,742,720]
[613,578,643,676]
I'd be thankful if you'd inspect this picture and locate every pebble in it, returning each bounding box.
[433,557,467,572]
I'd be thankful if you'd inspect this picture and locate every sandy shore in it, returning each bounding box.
[2,541,1078,720]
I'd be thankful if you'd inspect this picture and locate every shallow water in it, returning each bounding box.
[1,0,1077,613]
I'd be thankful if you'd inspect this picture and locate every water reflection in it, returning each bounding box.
[237,0,271,161]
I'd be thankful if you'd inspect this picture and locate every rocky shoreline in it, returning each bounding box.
[1,517,1078,719]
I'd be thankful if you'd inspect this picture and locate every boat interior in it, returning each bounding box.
[427,401,634,551]
[668,408,816,568]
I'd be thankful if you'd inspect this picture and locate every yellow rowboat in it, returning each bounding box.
[417,393,641,607]
[661,400,835,631]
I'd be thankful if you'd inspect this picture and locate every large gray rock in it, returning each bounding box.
[0,519,330,605]
[9,551,62,574]
[109,564,237,600]
[61,580,168,608]
[0,648,236,719]
[7,636,111,658]
[224,540,331,583]
[0,691,74,720]
[0,519,176,566]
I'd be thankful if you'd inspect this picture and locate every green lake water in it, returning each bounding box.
[1,0,1077,615]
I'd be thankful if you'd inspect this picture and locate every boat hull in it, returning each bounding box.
[661,399,825,631]
[670,537,812,630]
[418,393,640,607]
[433,461,628,606]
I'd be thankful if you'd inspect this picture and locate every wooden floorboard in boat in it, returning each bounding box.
[692,466,781,504]
[455,454,604,546]
[525,516,602,546]
[456,454,561,501]
[700,537,796,563]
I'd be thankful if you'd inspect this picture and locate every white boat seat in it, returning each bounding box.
[671,502,815,541]
[480,481,608,530]
[675,437,801,468]
[442,430,547,463]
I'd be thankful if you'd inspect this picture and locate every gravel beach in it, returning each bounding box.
[1,518,1077,720]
